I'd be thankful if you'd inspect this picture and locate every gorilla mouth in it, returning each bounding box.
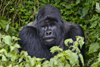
[45,38,55,42]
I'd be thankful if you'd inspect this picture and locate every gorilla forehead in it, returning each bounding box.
[37,5,62,20]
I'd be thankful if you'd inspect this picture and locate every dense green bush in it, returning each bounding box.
[0,35,84,67]
[0,0,100,67]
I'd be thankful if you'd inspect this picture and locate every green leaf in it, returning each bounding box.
[36,64,41,67]
[96,2,100,13]
[10,46,15,51]
[2,55,7,61]
[0,49,7,55]
[65,64,70,67]
[12,36,20,41]
[79,54,84,66]
[76,0,80,5]
[80,7,89,18]
[89,42,100,54]
[5,24,9,32]
[4,35,12,45]
[90,21,98,28]
[76,36,84,48]
[42,61,49,67]
[64,39,73,46]
[50,46,63,54]
[8,64,12,67]
[10,43,20,51]
[91,61,99,67]
[14,43,21,48]
[69,52,79,65]
[65,50,79,65]
[0,22,6,29]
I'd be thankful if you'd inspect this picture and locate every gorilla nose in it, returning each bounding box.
[45,31,52,36]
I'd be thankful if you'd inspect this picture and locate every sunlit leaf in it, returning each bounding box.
[76,0,80,5]
[8,64,12,67]
[76,36,84,48]
[2,55,7,61]
[5,24,9,32]
[4,35,12,45]
[96,2,100,13]
[79,54,84,66]
[90,21,98,28]
[64,39,73,46]
[36,64,41,67]
[89,42,100,54]
[50,46,63,54]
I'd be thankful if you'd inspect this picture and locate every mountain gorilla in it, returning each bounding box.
[18,5,85,66]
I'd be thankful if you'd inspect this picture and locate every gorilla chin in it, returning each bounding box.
[44,38,56,47]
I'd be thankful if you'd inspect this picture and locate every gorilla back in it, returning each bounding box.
[18,5,85,66]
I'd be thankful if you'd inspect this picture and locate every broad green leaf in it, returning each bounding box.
[65,50,79,65]
[80,7,89,18]
[49,59,54,67]
[5,24,9,32]
[42,61,49,67]
[4,35,12,45]
[25,63,30,67]
[12,36,20,41]
[14,65,19,67]
[10,46,15,51]
[2,55,7,61]
[0,49,7,55]
[36,64,41,67]
[65,64,70,67]
[82,7,89,16]
[8,64,12,67]
[0,22,6,29]
[69,52,79,65]
[89,42,100,54]
[64,39,73,46]
[14,43,21,48]
[29,57,36,66]
[79,54,84,66]
[90,21,98,28]
[76,36,84,48]
[76,0,80,5]
[50,46,63,54]
[91,62,99,67]
[96,2,100,13]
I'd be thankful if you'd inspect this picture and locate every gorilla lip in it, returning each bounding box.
[45,38,55,42]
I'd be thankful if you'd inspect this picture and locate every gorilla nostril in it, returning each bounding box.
[46,31,52,35]
[49,32,51,35]
[46,32,48,35]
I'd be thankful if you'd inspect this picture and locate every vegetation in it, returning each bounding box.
[0,0,100,67]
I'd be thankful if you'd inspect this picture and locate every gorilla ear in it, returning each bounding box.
[31,20,38,28]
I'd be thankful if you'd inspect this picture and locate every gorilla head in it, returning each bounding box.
[36,5,64,47]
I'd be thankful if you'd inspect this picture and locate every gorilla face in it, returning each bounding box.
[37,17,64,47]
[39,19,56,42]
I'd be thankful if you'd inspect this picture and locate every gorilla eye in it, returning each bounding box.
[50,23,55,27]
[42,25,47,30]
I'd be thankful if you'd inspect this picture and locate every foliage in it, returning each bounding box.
[0,0,100,67]
[0,35,84,67]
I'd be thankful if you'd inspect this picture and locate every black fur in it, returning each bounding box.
[18,5,85,66]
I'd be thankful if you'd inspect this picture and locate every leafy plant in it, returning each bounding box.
[0,35,84,67]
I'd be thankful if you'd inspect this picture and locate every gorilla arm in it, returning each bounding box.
[63,21,85,59]
[18,26,41,57]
